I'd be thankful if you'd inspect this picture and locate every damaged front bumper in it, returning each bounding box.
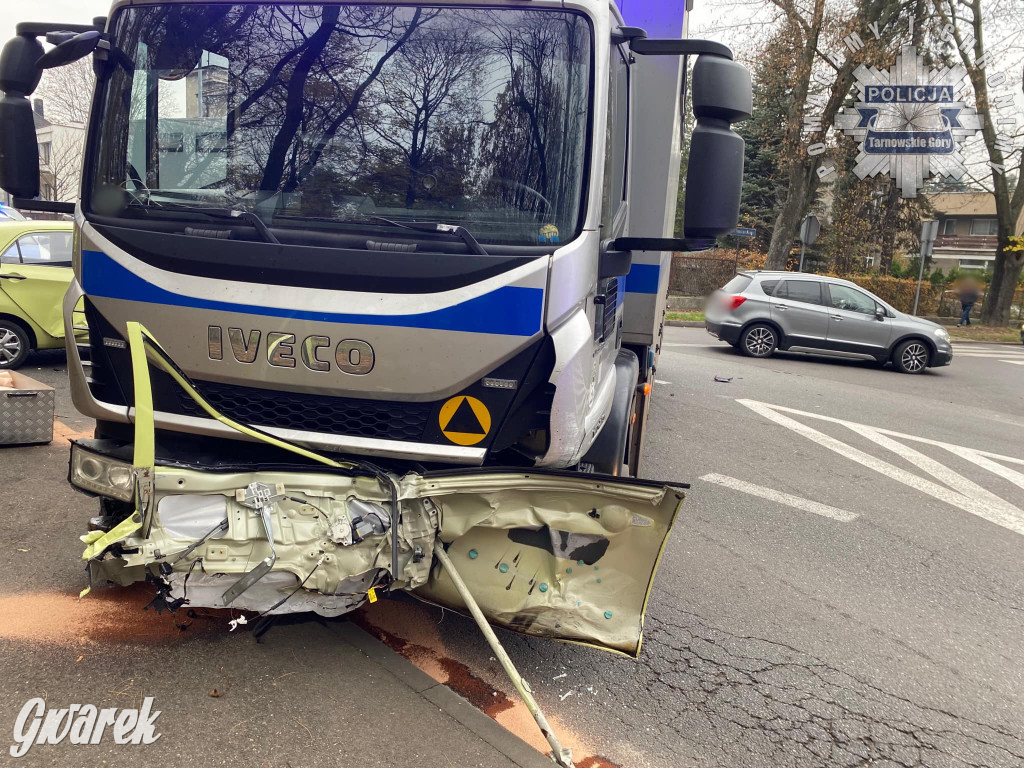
[72,322,683,657]
[74,440,682,656]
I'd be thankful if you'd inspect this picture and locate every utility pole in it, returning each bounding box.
[913,220,939,316]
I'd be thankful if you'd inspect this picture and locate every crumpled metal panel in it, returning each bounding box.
[406,472,683,657]
[95,462,681,656]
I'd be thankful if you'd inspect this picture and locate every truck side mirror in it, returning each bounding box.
[621,32,752,240]
[0,34,45,199]
[683,55,752,239]
[37,30,101,70]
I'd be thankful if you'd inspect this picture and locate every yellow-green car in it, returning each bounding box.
[0,220,79,369]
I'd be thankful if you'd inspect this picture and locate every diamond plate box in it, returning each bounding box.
[0,371,54,445]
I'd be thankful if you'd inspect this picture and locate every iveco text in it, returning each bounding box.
[206,326,374,374]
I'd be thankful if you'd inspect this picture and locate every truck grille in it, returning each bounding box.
[176,380,432,441]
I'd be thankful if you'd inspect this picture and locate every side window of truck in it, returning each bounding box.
[601,43,630,235]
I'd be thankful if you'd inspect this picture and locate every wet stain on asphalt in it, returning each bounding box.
[0,583,231,646]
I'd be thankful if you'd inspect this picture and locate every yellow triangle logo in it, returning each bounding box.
[439,396,491,446]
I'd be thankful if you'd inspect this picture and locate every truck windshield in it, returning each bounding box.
[88,3,591,247]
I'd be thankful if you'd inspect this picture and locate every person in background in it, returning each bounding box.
[956,277,981,327]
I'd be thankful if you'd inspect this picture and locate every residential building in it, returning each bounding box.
[33,99,85,204]
[926,191,1023,273]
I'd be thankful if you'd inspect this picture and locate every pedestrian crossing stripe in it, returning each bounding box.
[439,395,491,446]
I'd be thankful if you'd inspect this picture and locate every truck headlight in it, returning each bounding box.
[70,445,135,501]
[934,327,949,340]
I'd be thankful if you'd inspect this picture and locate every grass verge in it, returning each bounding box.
[666,311,705,322]
[948,325,1023,343]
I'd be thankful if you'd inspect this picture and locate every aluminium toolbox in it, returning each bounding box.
[0,371,54,445]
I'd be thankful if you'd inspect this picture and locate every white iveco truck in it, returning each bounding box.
[0,0,748,727]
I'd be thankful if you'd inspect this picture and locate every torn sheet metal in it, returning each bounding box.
[83,459,681,654]
[77,321,683,655]
[408,472,683,657]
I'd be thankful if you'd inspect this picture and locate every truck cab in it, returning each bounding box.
[0,0,749,656]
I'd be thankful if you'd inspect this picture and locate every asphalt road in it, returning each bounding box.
[360,328,1024,767]
[4,331,1024,767]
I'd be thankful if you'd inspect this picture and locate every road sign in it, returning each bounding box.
[799,215,820,246]
[733,227,756,238]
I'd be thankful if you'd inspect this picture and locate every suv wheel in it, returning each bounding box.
[0,319,31,369]
[740,324,778,358]
[893,339,929,374]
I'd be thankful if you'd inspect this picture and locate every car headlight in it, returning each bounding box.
[70,445,135,501]
[934,327,949,340]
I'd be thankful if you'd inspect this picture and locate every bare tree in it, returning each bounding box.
[370,23,483,207]
[36,58,94,125]
[933,0,1024,326]
[763,0,910,270]
[41,129,86,202]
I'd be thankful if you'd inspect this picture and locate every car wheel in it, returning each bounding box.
[0,319,31,369]
[740,324,778,358]
[893,339,929,374]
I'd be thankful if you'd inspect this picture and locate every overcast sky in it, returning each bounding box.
[0,0,113,46]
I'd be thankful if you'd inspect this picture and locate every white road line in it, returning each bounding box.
[663,343,714,348]
[954,352,1024,358]
[737,399,1024,536]
[1000,360,1024,366]
[700,473,858,522]
[654,379,673,384]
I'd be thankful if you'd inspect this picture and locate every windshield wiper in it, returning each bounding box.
[370,216,487,255]
[126,201,280,244]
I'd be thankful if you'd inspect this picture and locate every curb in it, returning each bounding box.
[949,339,1022,345]
[331,621,555,768]
[665,320,704,328]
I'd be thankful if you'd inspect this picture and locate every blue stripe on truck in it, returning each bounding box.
[624,263,660,294]
[82,250,544,337]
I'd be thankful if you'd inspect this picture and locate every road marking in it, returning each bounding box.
[654,379,672,385]
[663,343,714,348]
[953,352,1024,358]
[700,473,858,522]
[737,399,1024,536]
[1000,360,1024,366]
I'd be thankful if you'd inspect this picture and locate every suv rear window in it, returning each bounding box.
[758,279,780,295]
[721,274,752,293]
[776,280,823,305]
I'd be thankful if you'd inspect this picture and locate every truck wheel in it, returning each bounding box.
[893,340,929,374]
[740,324,777,358]
[0,319,31,369]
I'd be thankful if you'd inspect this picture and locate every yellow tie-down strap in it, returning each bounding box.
[80,321,354,596]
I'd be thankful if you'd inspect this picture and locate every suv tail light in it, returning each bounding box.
[725,295,747,311]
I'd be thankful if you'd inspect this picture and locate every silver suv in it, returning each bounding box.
[705,272,953,374]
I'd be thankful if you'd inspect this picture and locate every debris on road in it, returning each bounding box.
[714,376,733,383]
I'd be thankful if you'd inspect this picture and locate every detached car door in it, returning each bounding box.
[824,283,891,356]
[0,231,74,339]
[769,279,830,347]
